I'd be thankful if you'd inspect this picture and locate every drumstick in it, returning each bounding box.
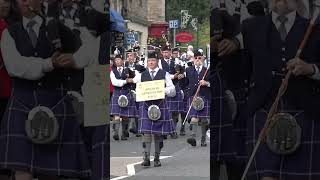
[240,7,320,180]
[182,64,210,125]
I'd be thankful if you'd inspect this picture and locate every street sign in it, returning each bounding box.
[169,20,179,29]
[126,33,136,45]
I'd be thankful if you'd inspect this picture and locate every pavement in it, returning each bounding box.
[110,119,210,180]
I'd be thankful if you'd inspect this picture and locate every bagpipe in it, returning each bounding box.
[25,3,85,145]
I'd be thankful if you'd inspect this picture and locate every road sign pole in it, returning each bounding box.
[173,28,176,47]
[197,29,199,49]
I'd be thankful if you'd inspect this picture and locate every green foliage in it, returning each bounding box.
[166,0,210,49]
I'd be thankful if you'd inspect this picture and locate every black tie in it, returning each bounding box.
[150,70,155,80]
[197,66,201,74]
[277,15,288,41]
[27,20,37,48]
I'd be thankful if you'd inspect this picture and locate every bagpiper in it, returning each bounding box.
[171,47,188,136]
[127,51,176,167]
[185,49,211,147]
[239,0,320,179]
[125,48,145,137]
[158,45,180,139]
[110,54,138,141]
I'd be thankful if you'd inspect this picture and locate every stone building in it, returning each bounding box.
[110,0,168,51]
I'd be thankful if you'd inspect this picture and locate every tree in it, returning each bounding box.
[165,0,210,50]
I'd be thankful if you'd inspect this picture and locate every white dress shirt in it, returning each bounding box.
[236,10,320,80]
[194,65,211,87]
[1,15,101,80]
[110,66,125,87]
[236,11,297,49]
[133,67,176,97]
[1,16,54,80]
[272,10,296,34]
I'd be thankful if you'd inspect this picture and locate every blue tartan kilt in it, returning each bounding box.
[138,99,176,135]
[187,96,210,119]
[246,109,320,180]
[211,96,248,163]
[110,89,138,118]
[82,125,108,180]
[0,88,90,178]
[166,86,185,113]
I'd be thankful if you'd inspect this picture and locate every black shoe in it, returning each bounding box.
[187,137,196,147]
[136,134,142,137]
[201,136,207,147]
[154,152,161,167]
[180,128,186,136]
[113,134,119,141]
[125,131,130,137]
[129,128,137,134]
[163,135,167,140]
[170,132,178,139]
[121,135,128,140]
[141,152,150,167]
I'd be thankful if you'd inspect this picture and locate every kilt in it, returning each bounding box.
[246,109,320,180]
[0,87,90,177]
[166,86,185,113]
[110,89,138,118]
[187,96,210,119]
[138,99,176,135]
[211,86,248,163]
[82,125,108,180]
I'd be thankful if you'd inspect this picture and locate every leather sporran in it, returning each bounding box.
[148,105,161,121]
[118,95,129,107]
[266,113,302,155]
[192,96,205,111]
[25,106,59,144]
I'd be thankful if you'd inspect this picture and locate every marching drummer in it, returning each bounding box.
[110,54,138,141]
[127,51,176,167]
[185,49,211,147]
